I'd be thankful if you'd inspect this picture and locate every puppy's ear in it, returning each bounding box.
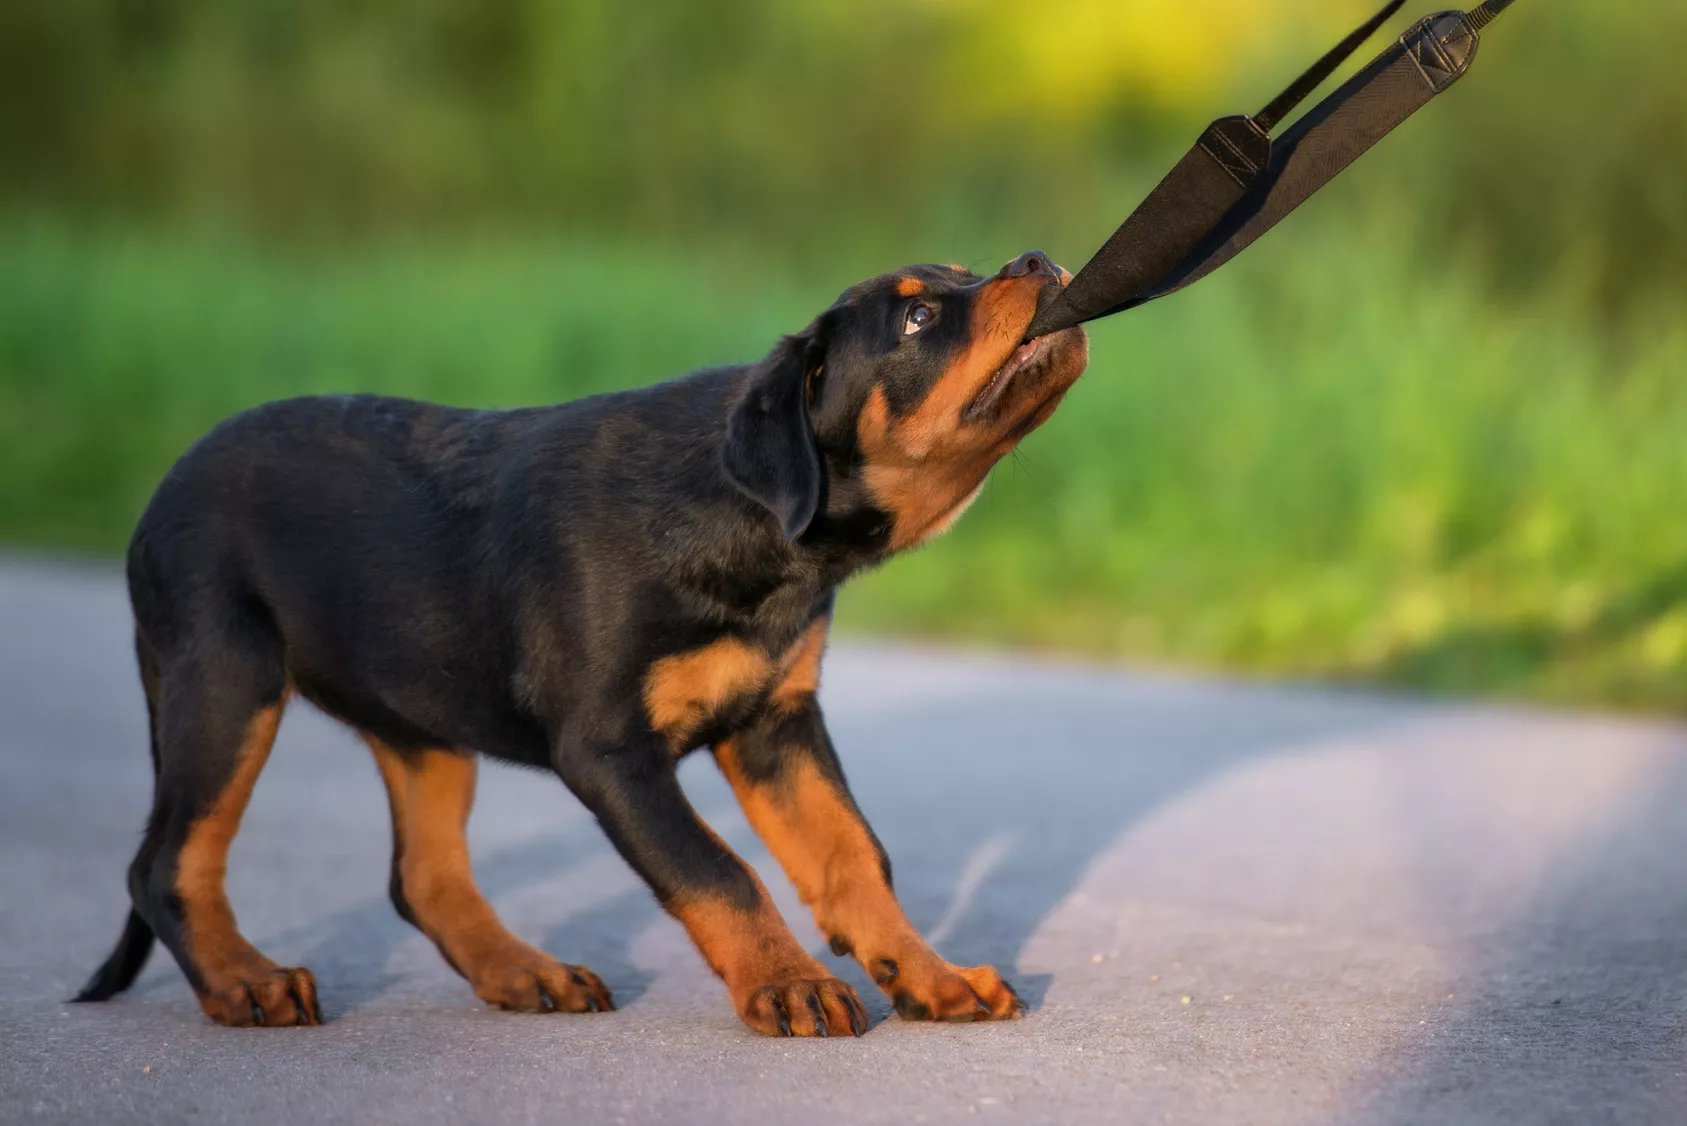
[722,321,826,540]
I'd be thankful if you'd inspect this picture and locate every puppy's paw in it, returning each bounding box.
[875,957,1023,1022]
[472,953,613,1014]
[736,976,870,1038]
[199,965,322,1027]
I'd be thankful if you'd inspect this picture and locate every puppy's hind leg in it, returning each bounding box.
[124,617,321,1027]
[366,738,612,1014]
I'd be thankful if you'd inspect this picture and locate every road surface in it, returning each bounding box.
[2,558,1684,1124]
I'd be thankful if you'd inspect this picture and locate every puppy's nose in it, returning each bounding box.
[1001,250,1060,282]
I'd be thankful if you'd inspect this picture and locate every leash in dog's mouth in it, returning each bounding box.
[1022,0,1524,342]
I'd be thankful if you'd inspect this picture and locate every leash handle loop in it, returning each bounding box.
[1466,0,1517,32]
[1255,0,1408,132]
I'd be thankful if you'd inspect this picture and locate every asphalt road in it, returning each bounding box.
[2,558,1685,1124]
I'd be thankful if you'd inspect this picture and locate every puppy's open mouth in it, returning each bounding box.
[962,333,1058,423]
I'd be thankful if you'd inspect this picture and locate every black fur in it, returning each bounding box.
[72,907,154,1002]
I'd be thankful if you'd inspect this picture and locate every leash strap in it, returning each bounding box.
[1025,0,1521,339]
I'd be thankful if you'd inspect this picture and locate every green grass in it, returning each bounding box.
[6,219,1687,711]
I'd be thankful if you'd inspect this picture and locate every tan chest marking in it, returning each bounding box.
[644,637,774,746]
[643,622,833,748]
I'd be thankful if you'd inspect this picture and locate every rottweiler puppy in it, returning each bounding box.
[74,250,1088,1036]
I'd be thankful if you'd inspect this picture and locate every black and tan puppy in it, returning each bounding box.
[74,251,1088,1036]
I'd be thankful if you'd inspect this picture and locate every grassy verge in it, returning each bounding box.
[5,220,1687,710]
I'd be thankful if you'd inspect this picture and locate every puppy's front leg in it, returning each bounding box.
[714,702,1024,1022]
[558,738,868,1037]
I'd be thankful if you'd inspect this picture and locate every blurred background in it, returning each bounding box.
[1,0,1684,709]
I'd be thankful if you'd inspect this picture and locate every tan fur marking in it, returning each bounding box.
[175,700,286,974]
[857,386,1008,551]
[715,751,909,952]
[370,743,482,937]
[771,617,830,709]
[368,738,610,1012]
[920,479,988,543]
[671,886,826,991]
[644,637,773,746]
[174,693,321,1025]
[895,276,925,297]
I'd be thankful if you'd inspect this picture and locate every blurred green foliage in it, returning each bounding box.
[3,1,1686,709]
[4,1,1683,301]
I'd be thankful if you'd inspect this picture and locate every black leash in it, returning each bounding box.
[1025,0,1523,340]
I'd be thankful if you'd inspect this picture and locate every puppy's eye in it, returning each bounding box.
[903,303,935,336]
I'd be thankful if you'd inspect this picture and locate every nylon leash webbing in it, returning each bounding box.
[1025,0,1523,340]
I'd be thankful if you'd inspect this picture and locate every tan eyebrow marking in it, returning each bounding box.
[895,276,925,297]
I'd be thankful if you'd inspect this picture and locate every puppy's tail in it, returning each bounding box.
[72,629,162,1003]
[72,908,156,1002]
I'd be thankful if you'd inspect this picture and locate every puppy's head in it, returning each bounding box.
[724,251,1089,550]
